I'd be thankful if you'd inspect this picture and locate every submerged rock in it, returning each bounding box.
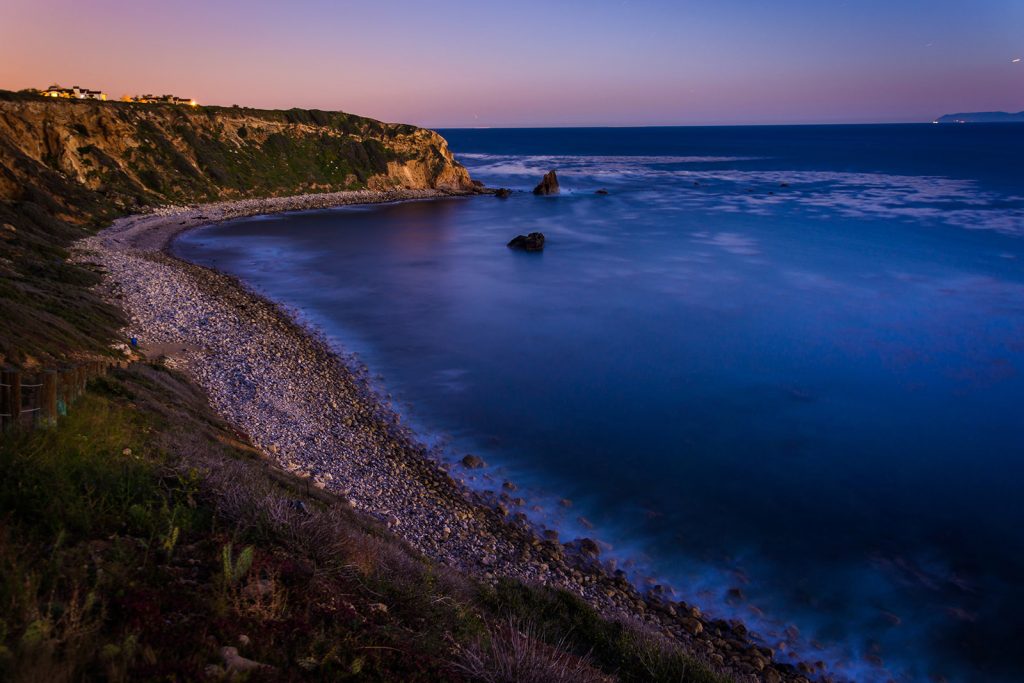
[507,232,545,251]
[595,189,609,195]
[461,454,487,469]
[532,170,560,195]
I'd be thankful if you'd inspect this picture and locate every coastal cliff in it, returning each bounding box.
[0,91,474,364]
[0,92,474,221]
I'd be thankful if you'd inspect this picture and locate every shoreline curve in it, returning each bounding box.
[76,188,828,683]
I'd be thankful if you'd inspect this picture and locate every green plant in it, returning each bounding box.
[220,543,254,587]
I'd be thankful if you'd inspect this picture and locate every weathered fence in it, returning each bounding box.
[0,359,130,433]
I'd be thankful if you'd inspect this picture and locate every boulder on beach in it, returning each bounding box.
[533,170,560,195]
[507,232,545,251]
[578,538,601,558]
[495,188,512,198]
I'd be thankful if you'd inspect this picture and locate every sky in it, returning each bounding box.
[1,0,1021,127]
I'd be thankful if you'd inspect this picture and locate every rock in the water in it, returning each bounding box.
[507,232,545,251]
[532,170,559,195]
[495,188,512,198]
[461,454,487,469]
[595,189,609,195]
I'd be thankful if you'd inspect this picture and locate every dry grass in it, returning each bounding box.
[456,618,609,683]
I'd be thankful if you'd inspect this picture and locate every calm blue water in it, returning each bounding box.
[176,125,1024,682]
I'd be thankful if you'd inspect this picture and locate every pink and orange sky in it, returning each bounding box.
[1,0,1021,127]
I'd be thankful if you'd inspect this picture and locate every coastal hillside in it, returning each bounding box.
[0,91,473,365]
[0,91,473,221]
[934,110,1024,123]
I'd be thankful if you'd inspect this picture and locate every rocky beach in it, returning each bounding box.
[73,188,825,683]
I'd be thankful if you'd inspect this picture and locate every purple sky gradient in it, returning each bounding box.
[1,0,1021,127]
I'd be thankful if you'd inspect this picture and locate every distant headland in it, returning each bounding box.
[933,111,1024,124]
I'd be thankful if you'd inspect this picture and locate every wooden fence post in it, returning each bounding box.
[57,369,70,417]
[61,368,73,403]
[0,369,15,432]
[41,371,57,427]
[9,370,21,430]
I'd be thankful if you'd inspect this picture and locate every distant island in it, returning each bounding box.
[933,111,1024,124]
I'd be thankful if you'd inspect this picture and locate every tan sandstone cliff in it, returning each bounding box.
[0,93,474,220]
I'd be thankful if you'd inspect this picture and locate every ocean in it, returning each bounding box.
[174,124,1024,682]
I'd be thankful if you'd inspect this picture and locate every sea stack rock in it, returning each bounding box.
[507,232,545,251]
[533,170,560,195]
[494,188,512,198]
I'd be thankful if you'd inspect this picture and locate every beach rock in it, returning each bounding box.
[578,537,601,558]
[681,617,704,635]
[220,646,271,673]
[461,454,486,469]
[507,232,545,251]
[532,170,559,195]
[495,188,512,198]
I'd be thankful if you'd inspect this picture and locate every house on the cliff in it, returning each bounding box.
[41,84,107,100]
[122,94,197,106]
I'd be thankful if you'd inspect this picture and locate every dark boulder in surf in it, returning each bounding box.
[595,189,609,195]
[532,170,560,195]
[461,454,487,469]
[507,232,545,251]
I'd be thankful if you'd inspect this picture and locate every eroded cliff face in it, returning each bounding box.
[0,94,474,220]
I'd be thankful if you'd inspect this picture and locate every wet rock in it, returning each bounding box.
[532,170,559,195]
[680,617,703,635]
[495,188,512,198]
[507,232,545,251]
[461,454,486,469]
[595,189,609,195]
[578,537,601,558]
